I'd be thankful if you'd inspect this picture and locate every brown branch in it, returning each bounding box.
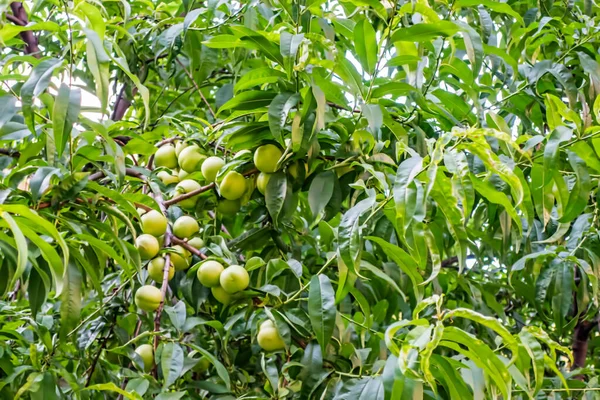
[171,236,207,260]
[164,169,258,207]
[9,3,40,58]
[111,85,137,121]
[164,182,215,207]
[5,14,24,26]
[0,148,20,157]
[152,190,171,361]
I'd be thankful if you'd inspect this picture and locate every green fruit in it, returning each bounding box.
[135,344,154,372]
[174,179,202,209]
[187,236,205,249]
[175,141,188,157]
[173,216,199,239]
[193,357,210,373]
[154,144,178,169]
[157,170,179,185]
[136,234,160,260]
[141,210,168,237]
[256,172,271,195]
[254,144,283,173]
[201,156,225,182]
[197,260,224,287]
[178,145,205,173]
[219,265,249,294]
[170,245,191,271]
[257,319,286,352]
[178,169,189,180]
[211,286,233,305]
[220,171,246,200]
[217,198,241,215]
[148,257,174,283]
[134,285,162,312]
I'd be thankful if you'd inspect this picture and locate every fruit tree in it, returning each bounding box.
[1,0,600,398]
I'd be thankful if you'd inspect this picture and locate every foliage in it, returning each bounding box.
[1,0,600,398]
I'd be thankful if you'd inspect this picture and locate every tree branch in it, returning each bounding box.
[9,3,40,58]
[171,236,207,260]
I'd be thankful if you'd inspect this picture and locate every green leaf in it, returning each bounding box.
[109,44,151,128]
[84,383,142,400]
[218,91,276,114]
[52,84,81,159]
[187,343,231,389]
[265,171,287,226]
[338,193,376,274]
[391,22,459,42]
[334,377,384,399]
[470,174,522,234]
[1,212,27,292]
[268,92,300,144]
[308,171,335,218]
[280,31,304,58]
[161,342,184,389]
[335,58,365,98]
[308,274,336,353]
[519,329,545,395]
[234,68,287,93]
[60,263,82,339]
[367,237,423,301]
[20,58,63,131]
[82,28,110,113]
[559,151,591,222]
[393,156,423,231]
[453,0,524,25]
[354,19,378,75]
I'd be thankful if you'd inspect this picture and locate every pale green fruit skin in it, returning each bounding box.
[141,210,168,237]
[148,257,174,283]
[154,144,178,169]
[254,144,283,173]
[174,179,202,209]
[157,170,180,185]
[217,199,241,215]
[197,260,224,287]
[187,236,205,249]
[170,245,191,271]
[211,286,233,305]
[201,156,225,183]
[135,344,154,372]
[175,141,187,157]
[220,171,246,200]
[173,216,199,239]
[256,172,271,195]
[178,146,205,173]
[134,285,162,312]
[136,234,160,260]
[178,169,189,180]
[257,320,286,352]
[219,265,249,294]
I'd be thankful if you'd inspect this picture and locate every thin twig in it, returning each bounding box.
[176,58,216,119]
[171,236,207,260]
[164,169,258,207]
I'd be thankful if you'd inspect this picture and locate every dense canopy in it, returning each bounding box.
[1,0,600,398]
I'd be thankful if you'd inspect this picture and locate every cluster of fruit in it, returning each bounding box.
[133,209,203,312]
[128,142,288,362]
[155,141,285,212]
